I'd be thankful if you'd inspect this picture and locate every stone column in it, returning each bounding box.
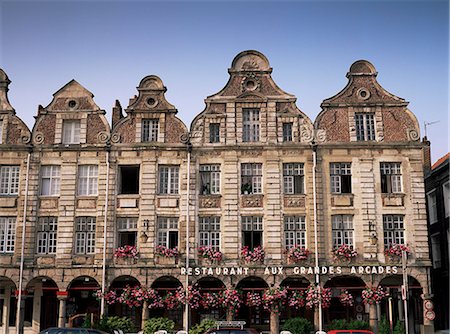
[314,307,320,331]
[141,301,149,330]
[56,291,69,328]
[369,303,378,333]
[269,311,279,334]
[2,288,11,334]
[226,308,233,321]
[32,287,42,332]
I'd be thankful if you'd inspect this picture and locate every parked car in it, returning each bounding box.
[205,328,259,334]
[327,331,374,334]
[39,328,109,334]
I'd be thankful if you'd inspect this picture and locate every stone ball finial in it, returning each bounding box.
[230,50,271,72]
[347,60,377,77]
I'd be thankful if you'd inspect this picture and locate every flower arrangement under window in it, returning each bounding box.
[286,246,311,263]
[198,246,223,263]
[155,245,179,258]
[339,289,354,306]
[245,291,263,308]
[305,285,332,309]
[221,288,242,314]
[288,290,306,309]
[114,245,138,259]
[262,287,288,313]
[362,286,388,305]
[384,243,411,258]
[332,244,357,262]
[241,246,265,263]
[201,292,223,309]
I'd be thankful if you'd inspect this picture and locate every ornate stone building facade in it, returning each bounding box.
[0,51,433,333]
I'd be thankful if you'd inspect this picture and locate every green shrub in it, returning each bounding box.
[393,321,405,334]
[348,320,370,330]
[95,316,135,333]
[378,317,391,334]
[189,318,217,334]
[82,313,92,329]
[143,317,175,334]
[328,319,348,330]
[281,317,314,334]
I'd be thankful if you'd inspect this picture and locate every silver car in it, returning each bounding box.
[39,328,109,334]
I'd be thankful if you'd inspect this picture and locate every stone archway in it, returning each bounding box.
[323,276,367,325]
[26,276,59,331]
[108,275,141,329]
[66,276,100,327]
[280,276,313,326]
[191,277,226,326]
[0,277,17,333]
[236,276,269,332]
[150,276,183,329]
[379,275,423,334]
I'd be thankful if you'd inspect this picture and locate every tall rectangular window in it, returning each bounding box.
[242,216,263,249]
[284,216,306,248]
[200,165,220,195]
[119,166,140,194]
[40,166,60,196]
[355,113,375,141]
[117,217,137,247]
[380,162,402,193]
[158,166,179,194]
[157,217,178,248]
[427,191,438,224]
[199,216,220,250]
[241,163,262,194]
[75,217,96,254]
[283,163,304,194]
[142,119,159,142]
[62,120,81,144]
[0,166,20,195]
[209,123,220,143]
[332,215,353,247]
[37,217,57,254]
[0,120,3,144]
[383,215,405,247]
[330,163,352,194]
[443,181,449,218]
[430,234,441,269]
[0,217,15,253]
[78,165,98,196]
[282,123,293,142]
[243,108,260,142]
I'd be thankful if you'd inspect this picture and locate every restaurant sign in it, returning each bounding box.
[181,265,398,276]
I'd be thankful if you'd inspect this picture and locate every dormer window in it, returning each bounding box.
[142,119,159,142]
[209,123,220,143]
[355,113,375,141]
[62,120,81,144]
[282,123,293,142]
[243,108,260,142]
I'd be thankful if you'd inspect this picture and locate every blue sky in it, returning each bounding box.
[0,0,448,163]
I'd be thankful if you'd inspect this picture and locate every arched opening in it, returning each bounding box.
[323,276,367,325]
[150,276,183,330]
[191,277,226,326]
[236,276,269,332]
[67,276,100,327]
[379,275,423,334]
[108,276,141,329]
[280,276,313,327]
[0,277,17,331]
[26,276,58,331]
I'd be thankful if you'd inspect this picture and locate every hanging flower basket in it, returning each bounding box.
[114,245,139,259]
[94,289,118,305]
[176,285,202,309]
[362,286,388,305]
[245,291,263,308]
[332,244,357,262]
[262,287,288,314]
[384,244,411,259]
[162,291,183,310]
[198,246,223,263]
[286,246,310,263]
[155,245,179,258]
[201,292,223,309]
[221,289,242,314]
[339,289,354,307]
[305,285,332,309]
[288,290,305,309]
[241,246,265,263]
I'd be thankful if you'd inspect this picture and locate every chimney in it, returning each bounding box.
[112,100,123,129]
[422,136,431,175]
